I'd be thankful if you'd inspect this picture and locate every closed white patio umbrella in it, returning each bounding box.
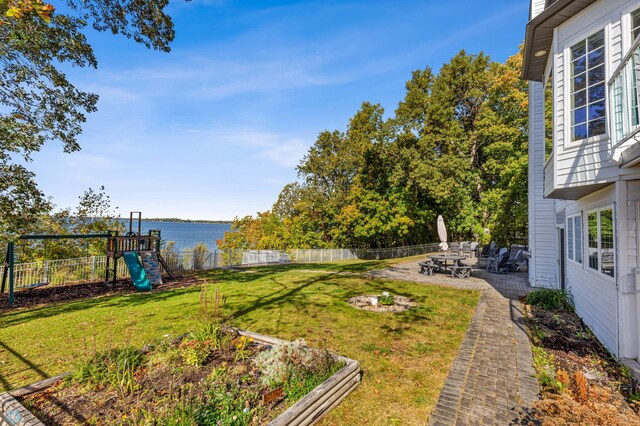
[437,215,448,252]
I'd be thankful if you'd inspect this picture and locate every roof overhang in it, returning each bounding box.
[522,0,599,82]
[545,182,613,200]
[620,141,640,167]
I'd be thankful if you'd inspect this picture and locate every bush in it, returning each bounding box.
[525,288,574,312]
[73,346,144,394]
[254,339,341,388]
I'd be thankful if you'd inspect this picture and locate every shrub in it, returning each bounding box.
[254,339,341,388]
[378,292,394,305]
[73,346,144,394]
[525,288,574,312]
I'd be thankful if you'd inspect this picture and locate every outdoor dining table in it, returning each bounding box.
[428,254,466,272]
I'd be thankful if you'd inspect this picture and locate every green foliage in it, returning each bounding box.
[191,381,259,426]
[0,0,176,241]
[254,338,342,389]
[378,292,394,305]
[219,48,529,250]
[532,346,565,394]
[178,339,212,367]
[73,346,144,394]
[4,186,124,262]
[284,360,345,403]
[526,289,574,312]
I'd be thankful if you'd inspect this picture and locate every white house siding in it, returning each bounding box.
[563,186,619,356]
[549,1,633,192]
[530,80,559,288]
[621,178,640,358]
[531,0,546,19]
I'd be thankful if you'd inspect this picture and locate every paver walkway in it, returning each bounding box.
[368,259,539,425]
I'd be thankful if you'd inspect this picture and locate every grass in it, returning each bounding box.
[0,257,479,425]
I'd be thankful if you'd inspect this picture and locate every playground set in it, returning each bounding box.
[1,212,171,306]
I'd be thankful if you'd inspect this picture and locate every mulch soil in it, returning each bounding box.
[527,305,627,387]
[517,304,640,425]
[0,275,204,312]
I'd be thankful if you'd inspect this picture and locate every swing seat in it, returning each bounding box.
[25,281,50,289]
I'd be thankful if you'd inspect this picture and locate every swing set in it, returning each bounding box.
[1,212,171,306]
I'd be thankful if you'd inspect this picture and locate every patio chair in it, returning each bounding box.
[488,250,510,274]
[506,250,523,272]
[461,242,472,258]
[449,242,460,255]
[470,242,479,257]
[478,244,491,258]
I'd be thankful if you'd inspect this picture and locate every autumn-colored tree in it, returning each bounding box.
[220,48,530,250]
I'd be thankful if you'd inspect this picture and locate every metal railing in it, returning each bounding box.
[1,243,442,291]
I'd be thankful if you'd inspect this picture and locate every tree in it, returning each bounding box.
[218,48,530,251]
[0,0,177,238]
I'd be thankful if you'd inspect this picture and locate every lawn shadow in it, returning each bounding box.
[0,340,50,391]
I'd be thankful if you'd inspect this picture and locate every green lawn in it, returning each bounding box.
[0,258,479,425]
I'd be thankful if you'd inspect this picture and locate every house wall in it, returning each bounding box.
[563,186,619,355]
[529,80,559,288]
[548,0,638,193]
[621,178,640,358]
[531,0,546,19]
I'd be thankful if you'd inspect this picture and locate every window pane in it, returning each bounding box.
[573,90,587,108]
[573,123,588,141]
[588,64,605,84]
[588,212,598,270]
[600,209,614,278]
[575,216,583,264]
[588,118,606,137]
[573,73,586,92]
[588,47,605,67]
[573,56,587,75]
[588,83,605,103]
[571,41,586,59]
[573,107,587,124]
[588,30,605,50]
[633,9,640,40]
[589,100,606,120]
[567,219,574,260]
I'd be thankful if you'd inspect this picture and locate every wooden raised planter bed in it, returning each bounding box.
[0,330,361,426]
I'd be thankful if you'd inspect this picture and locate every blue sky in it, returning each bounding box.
[30,0,529,220]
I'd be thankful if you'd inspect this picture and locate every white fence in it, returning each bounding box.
[1,243,441,291]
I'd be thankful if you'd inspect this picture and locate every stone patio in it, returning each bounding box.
[368,258,539,425]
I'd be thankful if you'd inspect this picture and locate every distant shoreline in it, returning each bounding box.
[125,218,233,224]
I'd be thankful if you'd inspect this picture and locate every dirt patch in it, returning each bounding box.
[0,275,203,312]
[348,295,416,313]
[517,304,640,425]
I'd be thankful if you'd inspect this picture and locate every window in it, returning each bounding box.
[587,208,615,278]
[632,8,640,40]
[567,214,582,263]
[570,30,606,141]
[631,9,640,127]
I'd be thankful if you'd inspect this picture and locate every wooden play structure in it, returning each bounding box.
[2,211,171,306]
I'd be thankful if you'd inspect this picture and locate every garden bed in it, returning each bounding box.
[2,328,360,426]
[518,291,640,425]
[348,293,416,313]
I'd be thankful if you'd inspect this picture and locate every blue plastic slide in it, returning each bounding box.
[122,251,152,291]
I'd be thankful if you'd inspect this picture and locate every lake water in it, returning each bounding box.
[123,221,231,251]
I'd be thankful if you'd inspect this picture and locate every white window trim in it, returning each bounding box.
[585,205,616,281]
[566,213,583,266]
[563,25,611,149]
